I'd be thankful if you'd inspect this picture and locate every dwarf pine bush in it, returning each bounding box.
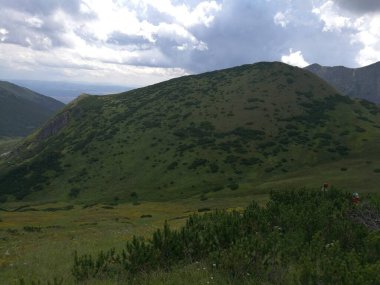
[72,187,380,284]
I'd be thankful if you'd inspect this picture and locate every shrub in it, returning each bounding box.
[0,195,7,203]
[23,226,42,233]
[197,207,211,212]
[228,183,239,191]
[68,188,80,199]
[209,163,219,173]
[188,159,208,170]
[72,188,380,284]
[167,161,178,170]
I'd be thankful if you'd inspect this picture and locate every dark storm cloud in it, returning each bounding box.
[155,0,284,72]
[334,0,380,14]
[162,0,358,73]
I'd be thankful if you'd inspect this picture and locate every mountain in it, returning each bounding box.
[0,81,65,137]
[11,80,133,103]
[305,62,380,103]
[1,62,380,202]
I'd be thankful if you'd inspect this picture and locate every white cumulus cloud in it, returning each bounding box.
[26,16,44,28]
[312,1,353,32]
[0,28,8,42]
[0,0,222,85]
[274,11,290,27]
[141,0,222,28]
[281,49,309,67]
[313,0,380,66]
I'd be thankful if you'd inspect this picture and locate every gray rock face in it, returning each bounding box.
[36,111,70,142]
[305,62,380,104]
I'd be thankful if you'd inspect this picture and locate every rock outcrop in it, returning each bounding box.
[305,62,380,103]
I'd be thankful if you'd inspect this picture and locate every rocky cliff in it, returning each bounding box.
[305,62,380,103]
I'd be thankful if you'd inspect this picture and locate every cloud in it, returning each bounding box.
[0,0,379,85]
[0,42,188,86]
[0,0,222,77]
[142,0,222,27]
[333,0,380,14]
[312,1,353,32]
[0,28,8,42]
[313,0,380,66]
[274,11,290,27]
[352,16,380,65]
[281,49,310,67]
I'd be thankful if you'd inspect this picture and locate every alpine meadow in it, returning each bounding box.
[1,0,380,284]
[1,62,380,284]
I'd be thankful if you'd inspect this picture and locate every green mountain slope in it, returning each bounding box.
[305,62,380,103]
[1,62,380,202]
[0,81,65,137]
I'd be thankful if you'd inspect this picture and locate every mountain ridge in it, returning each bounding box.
[0,81,65,138]
[305,61,380,103]
[1,62,380,202]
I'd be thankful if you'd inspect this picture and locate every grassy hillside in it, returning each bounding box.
[1,62,380,203]
[0,137,21,156]
[0,81,65,137]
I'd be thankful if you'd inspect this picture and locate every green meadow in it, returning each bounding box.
[0,194,269,283]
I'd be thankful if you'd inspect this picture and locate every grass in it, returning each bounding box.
[69,188,380,284]
[0,137,21,156]
[0,62,380,283]
[0,194,267,284]
[254,158,380,193]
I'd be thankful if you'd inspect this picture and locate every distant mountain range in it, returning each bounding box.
[305,62,380,103]
[1,62,379,202]
[0,81,65,137]
[11,80,133,103]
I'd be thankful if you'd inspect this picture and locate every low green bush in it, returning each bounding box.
[72,188,380,284]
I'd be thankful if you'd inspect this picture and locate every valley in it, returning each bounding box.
[2,1,380,283]
[0,62,380,284]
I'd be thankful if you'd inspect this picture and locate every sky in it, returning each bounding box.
[0,0,380,87]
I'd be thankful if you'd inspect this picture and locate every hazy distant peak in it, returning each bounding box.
[0,81,65,137]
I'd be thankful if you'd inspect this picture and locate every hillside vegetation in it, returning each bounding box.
[1,62,380,203]
[0,81,65,138]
